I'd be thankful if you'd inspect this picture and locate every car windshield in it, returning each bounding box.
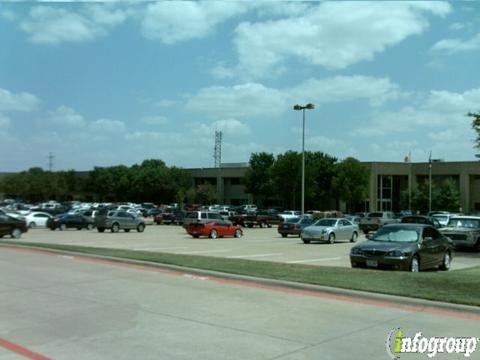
[433,215,448,222]
[447,218,480,228]
[314,219,336,227]
[285,217,300,223]
[368,212,382,218]
[186,212,198,219]
[372,227,419,243]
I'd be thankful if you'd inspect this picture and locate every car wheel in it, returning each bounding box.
[124,229,131,233]
[281,234,287,238]
[210,229,218,239]
[111,223,120,233]
[137,224,145,233]
[439,251,451,271]
[350,232,358,243]
[97,228,105,233]
[50,226,56,231]
[29,222,36,229]
[11,228,22,239]
[410,256,420,272]
[302,239,310,244]
[363,230,369,235]
[328,233,335,244]
[60,224,67,231]
[87,224,93,230]
[234,229,242,238]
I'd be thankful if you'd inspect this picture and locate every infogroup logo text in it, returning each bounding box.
[386,328,479,359]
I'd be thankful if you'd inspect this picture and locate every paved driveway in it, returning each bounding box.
[1,248,478,360]
[15,225,479,270]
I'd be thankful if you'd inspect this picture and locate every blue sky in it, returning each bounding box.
[1,1,480,171]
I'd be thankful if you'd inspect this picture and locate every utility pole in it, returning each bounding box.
[428,151,432,213]
[213,131,223,204]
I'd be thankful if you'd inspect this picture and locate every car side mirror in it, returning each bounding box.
[423,236,433,242]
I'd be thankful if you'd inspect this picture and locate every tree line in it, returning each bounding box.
[244,151,370,212]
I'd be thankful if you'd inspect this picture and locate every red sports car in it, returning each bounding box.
[187,221,243,239]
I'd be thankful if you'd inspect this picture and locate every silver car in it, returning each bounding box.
[301,218,359,244]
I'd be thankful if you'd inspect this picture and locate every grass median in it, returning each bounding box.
[1,240,479,307]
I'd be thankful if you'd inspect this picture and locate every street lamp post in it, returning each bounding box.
[293,103,315,216]
[428,152,432,213]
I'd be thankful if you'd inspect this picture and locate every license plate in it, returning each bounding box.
[366,260,378,267]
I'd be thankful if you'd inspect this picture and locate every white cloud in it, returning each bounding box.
[187,75,402,119]
[353,87,480,137]
[89,118,126,133]
[449,22,465,31]
[19,4,129,45]
[233,2,451,78]
[0,114,11,129]
[186,83,288,118]
[141,115,168,126]
[142,2,251,44]
[431,32,480,53]
[290,76,402,107]
[196,119,251,136]
[48,106,86,127]
[0,88,40,112]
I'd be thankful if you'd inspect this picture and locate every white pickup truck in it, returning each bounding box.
[279,210,301,222]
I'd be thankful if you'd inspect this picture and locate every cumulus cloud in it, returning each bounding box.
[0,88,40,112]
[196,119,251,136]
[141,1,252,44]
[431,32,480,53]
[186,83,288,118]
[233,1,451,78]
[290,76,402,107]
[187,75,402,119]
[0,114,11,129]
[48,106,86,127]
[141,115,168,126]
[89,118,126,133]
[353,88,480,137]
[19,4,129,45]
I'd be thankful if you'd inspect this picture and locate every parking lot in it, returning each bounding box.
[14,224,480,270]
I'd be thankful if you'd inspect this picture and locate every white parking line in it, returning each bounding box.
[287,257,342,264]
[133,246,188,251]
[180,249,232,254]
[228,253,283,259]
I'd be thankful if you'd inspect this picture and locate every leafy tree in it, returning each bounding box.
[271,151,302,209]
[195,183,217,204]
[434,178,460,212]
[305,151,337,210]
[332,158,370,212]
[469,112,480,149]
[244,152,275,206]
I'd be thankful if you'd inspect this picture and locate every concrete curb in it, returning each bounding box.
[2,242,479,316]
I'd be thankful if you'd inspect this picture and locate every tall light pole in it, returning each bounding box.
[293,103,315,216]
[428,151,432,213]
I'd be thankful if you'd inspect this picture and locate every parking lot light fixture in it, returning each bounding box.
[293,103,315,216]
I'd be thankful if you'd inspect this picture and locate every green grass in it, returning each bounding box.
[2,240,479,307]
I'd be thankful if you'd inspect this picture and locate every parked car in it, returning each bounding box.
[25,211,53,228]
[47,214,94,231]
[182,211,225,228]
[187,221,242,239]
[0,213,28,239]
[95,211,146,233]
[278,216,313,237]
[155,210,185,225]
[279,210,302,222]
[350,224,453,272]
[358,211,398,234]
[439,216,480,250]
[400,215,442,229]
[301,218,359,244]
[431,212,456,227]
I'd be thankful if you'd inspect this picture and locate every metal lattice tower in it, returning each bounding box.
[48,152,55,172]
[214,131,222,168]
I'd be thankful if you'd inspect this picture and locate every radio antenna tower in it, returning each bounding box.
[48,152,55,171]
[214,131,222,168]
